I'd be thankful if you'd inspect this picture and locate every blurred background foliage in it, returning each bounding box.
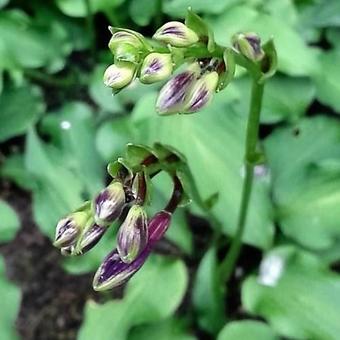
[1,0,340,339]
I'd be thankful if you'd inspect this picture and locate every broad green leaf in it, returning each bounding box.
[207,5,319,76]
[0,10,71,72]
[193,247,225,334]
[314,49,340,112]
[96,116,134,162]
[0,256,21,340]
[129,0,157,26]
[89,65,124,113]
[131,92,274,249]
[217,321,278,340]
[79,256,188,340]
[41,102,104,195]
[56,0,125,17]
[0,200,20,242]
[129,318,196,340]
[234,75,315,123]
[265,116,340,249]
[242,246,340,339]
[0,85,44,142]
[164,0,239,17]
[0,0,9,9]
[25,129,83,238]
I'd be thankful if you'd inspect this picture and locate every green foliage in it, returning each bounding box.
[0,200,20,242]
[242,246,340,339]
[0,256,21,340]
[79,256,188,340]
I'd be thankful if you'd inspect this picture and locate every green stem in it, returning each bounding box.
[219,78,264,283]
[84,0,96,60]
[155,0,163,29]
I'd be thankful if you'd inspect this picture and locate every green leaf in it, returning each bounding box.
[56,0,125,17]
[217,321,278,340]
[132,92,274,249]
[314,49,340,112]
[79,256,188,340]
[0,0,9,9]
[0,200,20,242]
[41,102,104,195]
[129,0,157,27]
[234,75,315,124]
[164,0,239,17]
[0,10,71,72]
[25,129,84,238]
[207,5,319,76]
[265,116,340,249]
[242,246,340,339]
[0,256,21,340]
[0,85,44,142]
[193,247,226,334]
[129,318,196,340]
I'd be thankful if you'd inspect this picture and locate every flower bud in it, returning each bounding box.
[153,21,199,47]
[92,248,149,291]
[184,71,218,113]
[117,205,148,263]
[103,62,136,90]
[148,210,172,244]
[108,31,143,52]
[79,224,107,254]
[232,32,264,62]
[140,53,173,84]
[94,181,126,226]
[54,211,88,248]
[156,62,200,115]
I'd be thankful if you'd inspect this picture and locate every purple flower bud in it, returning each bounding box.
[156,62,200,115]
[54,211,88,248]
[92,211,172,291]
[94,181,126,226]
[153,21,199,47]
[184,71,218,113]
[79,224,107,254]
[117,205,148,263]
[92,248,149,291]
[232,32,264,62]
[140,53,173,84]
[148,210,172,244]
[103,62,136,90]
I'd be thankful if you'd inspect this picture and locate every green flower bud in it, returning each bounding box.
[232,32,264,62]
[184,71,219,113]
[117,205,148,263]
[103,62,136,90]
[153,21,199,47]
[140,53,173,84]
[54,211,88,248]
[108,31,143,52]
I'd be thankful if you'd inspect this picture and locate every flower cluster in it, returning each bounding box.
[53,144,186,291]
[103,10,268,115]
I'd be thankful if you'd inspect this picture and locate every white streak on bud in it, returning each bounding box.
[117,205,148,263]
[153,21,199,47]
[156,62,200,115]
[103,63,136,89]
[140,53,173,84]
[184,71,218,113]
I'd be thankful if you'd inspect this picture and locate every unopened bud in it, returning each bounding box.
[103,62,136,90]
[148,210,172,244]
[156,62,200,115]
[184,71,218,113]
[54,211,88,248]
[117,205,148,263]
[232,32,264,62]
[79,224,107,254]
[140,53,173,84]
[153,21,199,47]
[94,181,126,226]
[109,31,143,51]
